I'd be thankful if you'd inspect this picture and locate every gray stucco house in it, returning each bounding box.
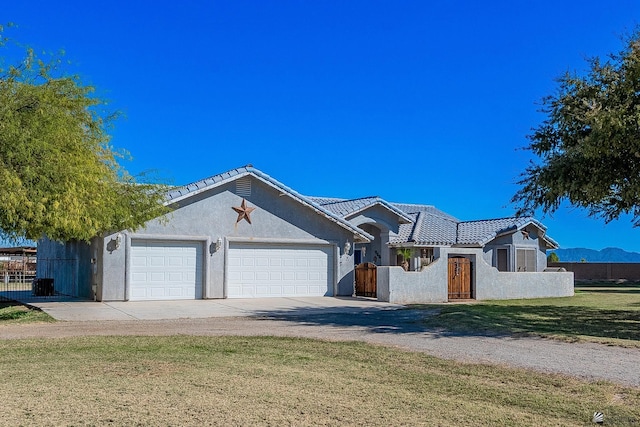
[37,165,573,303]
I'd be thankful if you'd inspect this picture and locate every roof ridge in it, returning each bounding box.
[334,195,379,202]
[420,210,459,223]
[460,216,519,224]
[391,202,436,208]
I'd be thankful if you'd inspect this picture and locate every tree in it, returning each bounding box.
[547,252,559,263]
[513,30,640,226]
[0,25,168,242]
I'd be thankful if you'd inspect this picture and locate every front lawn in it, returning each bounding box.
[0,335,638,426]
[418,282,640,347]
[0,301,54,324]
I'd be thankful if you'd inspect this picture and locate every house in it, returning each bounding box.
[37,165,573,303]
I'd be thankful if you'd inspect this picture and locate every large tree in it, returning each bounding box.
[513,30,640,226]
[0,26,168,242]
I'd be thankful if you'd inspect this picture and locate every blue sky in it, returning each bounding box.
[3,1,640,251]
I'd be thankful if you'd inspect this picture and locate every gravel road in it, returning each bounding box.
[1,309,639,388]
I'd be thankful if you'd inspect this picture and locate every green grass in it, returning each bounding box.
[417,282,640,346]
[0,301,54,324]
[0,335,638,426]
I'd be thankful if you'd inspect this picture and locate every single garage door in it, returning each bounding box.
[130,240,203,301]
[227,243,334,298]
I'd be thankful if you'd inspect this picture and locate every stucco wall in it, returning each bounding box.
[97,176,357,301]
[474,256,574,300]
[346,204,403,234]
[378,247,573,303]
[377,261,447,304]
[356,224,384,265]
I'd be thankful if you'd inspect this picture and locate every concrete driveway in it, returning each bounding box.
[21,296,404,321]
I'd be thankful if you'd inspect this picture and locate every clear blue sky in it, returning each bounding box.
[3,1,640,251]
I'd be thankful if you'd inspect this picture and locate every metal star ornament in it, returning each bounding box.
[232,199,256,224]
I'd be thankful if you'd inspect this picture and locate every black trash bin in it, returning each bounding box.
[32,278,54,296]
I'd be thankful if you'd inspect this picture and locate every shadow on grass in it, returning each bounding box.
[0,301,47,322]
[576,288,640,294]
[250,297,639,344]
[421,304,640,342]
[575,281,640,288]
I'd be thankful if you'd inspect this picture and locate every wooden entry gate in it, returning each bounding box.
[448,257,472,300]
[355,262,377,297]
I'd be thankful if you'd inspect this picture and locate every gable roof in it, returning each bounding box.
[164,166,559,249]
[309,196,413,223]
[165,165,373,242]
[457,217,558,248]
[391,203,459,222]
[390,204,559,249]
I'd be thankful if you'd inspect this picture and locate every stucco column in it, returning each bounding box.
[380,231,390,266]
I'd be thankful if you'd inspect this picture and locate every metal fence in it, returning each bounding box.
[0,259,78,301]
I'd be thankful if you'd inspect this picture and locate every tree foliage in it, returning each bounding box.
[0,25,168,242]
[513,30,640,226]
[547,252,559,263]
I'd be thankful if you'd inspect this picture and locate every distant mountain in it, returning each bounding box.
[550,247,640,263]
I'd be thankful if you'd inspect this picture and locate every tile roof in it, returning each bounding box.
[164,166,559,249]
[390,204,558,248]
[309,196,412,223]
[391,203,460,222]
[457,217,537,246]
[389,203,459,246]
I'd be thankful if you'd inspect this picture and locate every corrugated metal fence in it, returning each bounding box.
[550,262,640,281]
[0,259,78,301]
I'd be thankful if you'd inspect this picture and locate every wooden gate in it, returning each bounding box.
[355,262,377,297]
[448,257,472,300]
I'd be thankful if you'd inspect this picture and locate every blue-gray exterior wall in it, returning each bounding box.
[346,205,403,234]
[97,176,356,301]
[482,229,549,272]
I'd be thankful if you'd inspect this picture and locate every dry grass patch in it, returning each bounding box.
[0,336,638,426]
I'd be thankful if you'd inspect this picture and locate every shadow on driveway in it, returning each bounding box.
[249,305,491,337]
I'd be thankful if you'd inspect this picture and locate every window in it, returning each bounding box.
[420,248,434,267]
[516,249,537,272]
[496,248,508,272]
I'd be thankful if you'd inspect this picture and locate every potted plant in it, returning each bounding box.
[397,248,412,271]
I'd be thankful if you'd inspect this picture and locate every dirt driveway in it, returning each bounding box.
[2,307,639,388]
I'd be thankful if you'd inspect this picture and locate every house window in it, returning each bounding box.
[496,248,508,272]
[516,249,537,272]
[420,248,434,267]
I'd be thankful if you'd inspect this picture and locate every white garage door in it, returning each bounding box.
[130,240,203,301]
[227,243,334,298]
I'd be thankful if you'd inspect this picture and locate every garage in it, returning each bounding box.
[129,240,203,301]
[227,243,334,298]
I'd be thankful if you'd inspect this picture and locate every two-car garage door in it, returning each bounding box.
[227,243,334,298]
[129,240,334,300]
